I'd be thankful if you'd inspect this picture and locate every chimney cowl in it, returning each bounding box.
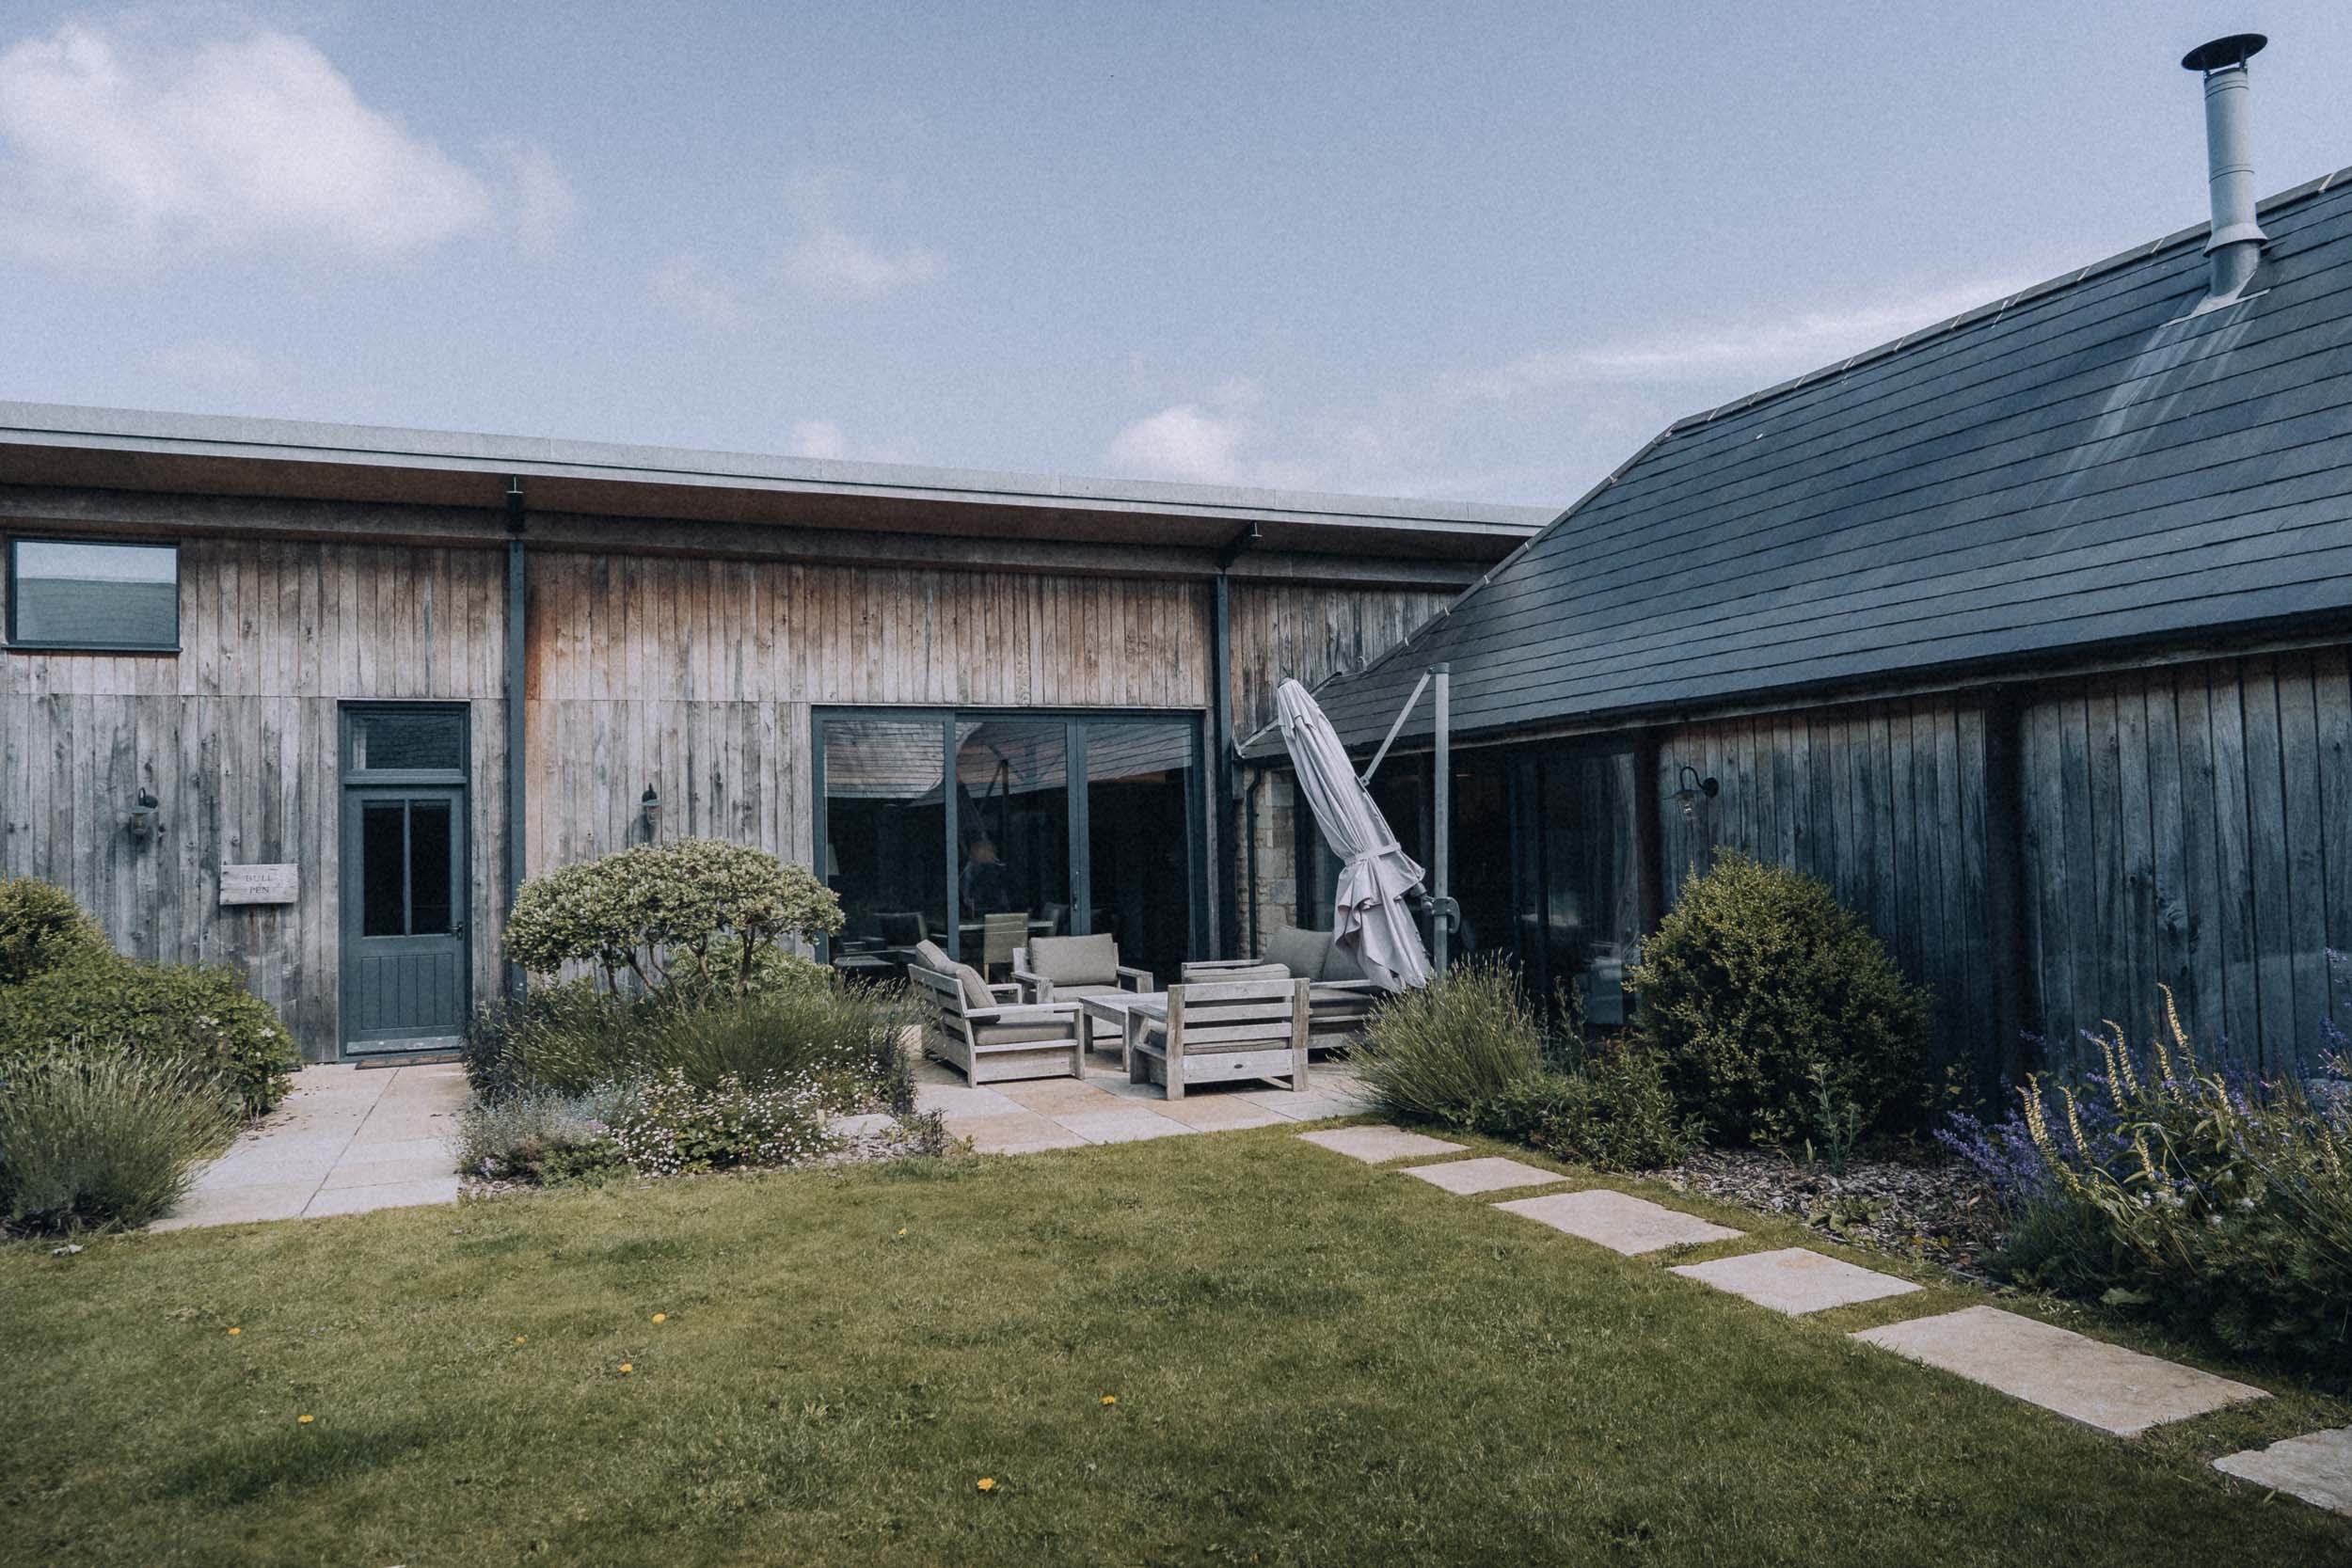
[2183,33,2269,310]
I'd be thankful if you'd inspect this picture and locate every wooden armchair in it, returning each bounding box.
[907,962,1085,1085]
[1182,952,1380,1053]
[1011,934,1152,1047]
[1129,976,1310,1100]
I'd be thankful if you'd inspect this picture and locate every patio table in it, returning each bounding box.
[1076,991,1165,1075]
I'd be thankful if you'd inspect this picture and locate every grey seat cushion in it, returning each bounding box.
[911,939,957,974]
[952,962,996,1010]
[1263,926,1334,980]
[1027,933,1119,986]
[1320,939,1368,984]
[972,1021,1073,1046]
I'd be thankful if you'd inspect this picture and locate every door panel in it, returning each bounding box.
[341,786,469,1052]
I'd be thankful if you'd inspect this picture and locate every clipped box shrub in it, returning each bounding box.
[0,875,112,988]
[0,1055,240,1234]
[1630,850,1930,1146]
[0,955,299,1116]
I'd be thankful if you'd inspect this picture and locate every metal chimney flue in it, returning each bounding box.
[2182,33,2269,309]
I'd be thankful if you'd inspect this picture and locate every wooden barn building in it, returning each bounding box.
[1251,158,2352,1084]
[0,403,1539,1060]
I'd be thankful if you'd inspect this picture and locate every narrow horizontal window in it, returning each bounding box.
[7,539,180,651]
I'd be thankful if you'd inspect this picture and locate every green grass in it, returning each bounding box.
[4,1125,2348,1567]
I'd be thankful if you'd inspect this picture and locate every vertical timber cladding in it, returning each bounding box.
[0,538,511,1060]
[2019,647,2352,1078]
[1657,694,1996,1078]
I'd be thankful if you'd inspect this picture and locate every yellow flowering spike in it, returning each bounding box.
[652,1313,667,1323]
[976,1478,995,1492]
[618,1363,633,1374]
[1101,1395,1118,1405]
[296,1415,314,1425]
[226,1327,241,1336]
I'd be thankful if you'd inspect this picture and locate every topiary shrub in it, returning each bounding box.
[503,839,843,999]
[0,877,112,988]
[1629,850,1930,1146]
[0,1055,241,1234]
[0,957,298,1116]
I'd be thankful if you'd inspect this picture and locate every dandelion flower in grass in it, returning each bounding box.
[618,1363,633,1374]
[896,1227,908,1238]
[296,1415,314,1425]
[652,1313,667,1323]
[1101,1395,1118,1406]
[226,1327,241,1337]
[515,1336,527,1345]
[976,1478,995,1493]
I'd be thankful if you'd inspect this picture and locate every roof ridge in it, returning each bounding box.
[1664,163,2352,436]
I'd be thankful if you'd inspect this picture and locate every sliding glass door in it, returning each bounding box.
[815,709,1205,977]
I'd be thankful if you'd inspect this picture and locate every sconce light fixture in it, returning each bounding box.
[1670,765,1719,818]
[641,784,663,837]
[128,789,161,841]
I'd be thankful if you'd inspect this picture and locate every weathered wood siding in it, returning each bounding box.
[1658,695,1995,1071]
[1227,580,1453,743]
[2020,649,2352,1074]
[0,538,510,1057]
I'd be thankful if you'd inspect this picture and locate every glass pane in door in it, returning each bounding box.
[409,800,454,934]
[1084,720,1197,985]
[956,720,1071,968]
[822,720,949,958]
[360,801,406,937]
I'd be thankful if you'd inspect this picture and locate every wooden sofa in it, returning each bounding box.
[1129,976,1311,1100]
[1180,925,1382,1051]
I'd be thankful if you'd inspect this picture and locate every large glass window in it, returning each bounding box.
[7,539,179,651]
[816,710,1202,976]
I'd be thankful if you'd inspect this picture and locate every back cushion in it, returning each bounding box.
[1029,933,1119,986]
[1263,926,1334,980]
[1320,939,1367,984]
[953,963,997,1011]
[911,940,956,975]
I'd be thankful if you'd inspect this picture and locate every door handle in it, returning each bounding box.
[453,922,466,935]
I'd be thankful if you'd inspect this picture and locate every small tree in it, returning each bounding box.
[1629,850,1930,1145]
[503,839,842,1000]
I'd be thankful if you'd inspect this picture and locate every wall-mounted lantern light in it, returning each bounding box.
[641,784,663,838]
[128,789,162,842]
[1670,765,1719,818]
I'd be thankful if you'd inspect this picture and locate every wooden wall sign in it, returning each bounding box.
[219,863,300,906]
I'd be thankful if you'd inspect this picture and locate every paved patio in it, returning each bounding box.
[153,1062,468,1230]
[913,1050,1375,1151]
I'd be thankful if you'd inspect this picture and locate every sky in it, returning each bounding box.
[0,2,2345,508]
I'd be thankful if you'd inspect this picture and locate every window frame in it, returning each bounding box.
[4,535,183,654]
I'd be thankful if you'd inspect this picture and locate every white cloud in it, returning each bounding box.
[1103,379,1327,490]
[151,338,266,383]
[781,223,945,300]
[0,21,495,268]
[1438,279,2030,401]
[497,138,577,256]
[647,251,747,327]
[789,420,848,459]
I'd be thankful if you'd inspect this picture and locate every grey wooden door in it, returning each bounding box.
[340,785,469,1053]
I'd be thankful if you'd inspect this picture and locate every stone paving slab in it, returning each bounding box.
[2213,1426,2352,1516]
[1152,1097,1290,1131]
[996,1078,1124,1115]
[1402,1156,1566,1196]
[1493,1189,1743,1254]
[151,1181,319,1231]
[1671,1246,1922,1314]
[912,1083,1025,1117]
[320,1153,463,1191]
[1852,1306,2268,1436]
[1057,1108,1200,1144]
[1296,1125,1467,1164]
[944,1112,1089,1154]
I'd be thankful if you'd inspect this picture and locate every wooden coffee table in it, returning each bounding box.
[1075,992,1163,1072]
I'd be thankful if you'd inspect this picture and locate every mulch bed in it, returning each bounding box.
[1655,1146,2002,1281]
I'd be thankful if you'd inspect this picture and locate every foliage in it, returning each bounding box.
[0,877,111,989]
[453,1084,636,1186]
[502,839,842,999]
[1354,958,1548,1121]
[1358,958,1698,1170]
[0,1055,239,1234]
[0,955,297,1116]
[1630,850,1931,1145]
[1944,987,2352,1376]
[607,1069,842,1177]
[464,974,913,1108]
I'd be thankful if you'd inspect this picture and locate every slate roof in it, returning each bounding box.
[1266,166,2352,755]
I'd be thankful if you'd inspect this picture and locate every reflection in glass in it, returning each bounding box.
[9,540,178,649]
[361,802,406,937]
[408,800,454,934]
[822,720,948,959]
[350,709,465,773]
[956,721,1070,957]
[1085,721,1196,983]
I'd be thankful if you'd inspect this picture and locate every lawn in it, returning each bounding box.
[5,1125,2347,1567]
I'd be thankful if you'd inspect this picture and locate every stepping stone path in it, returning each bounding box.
[1296,1125,1467,1164]
[1402,1156,1566,1196]
[2213,1426,2352,1516]
[1671,1246,1921,1315]
[1492,1189,1742,1255]
[1853,1306,2268,1437]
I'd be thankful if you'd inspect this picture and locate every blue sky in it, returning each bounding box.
[1,2,2344,505]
